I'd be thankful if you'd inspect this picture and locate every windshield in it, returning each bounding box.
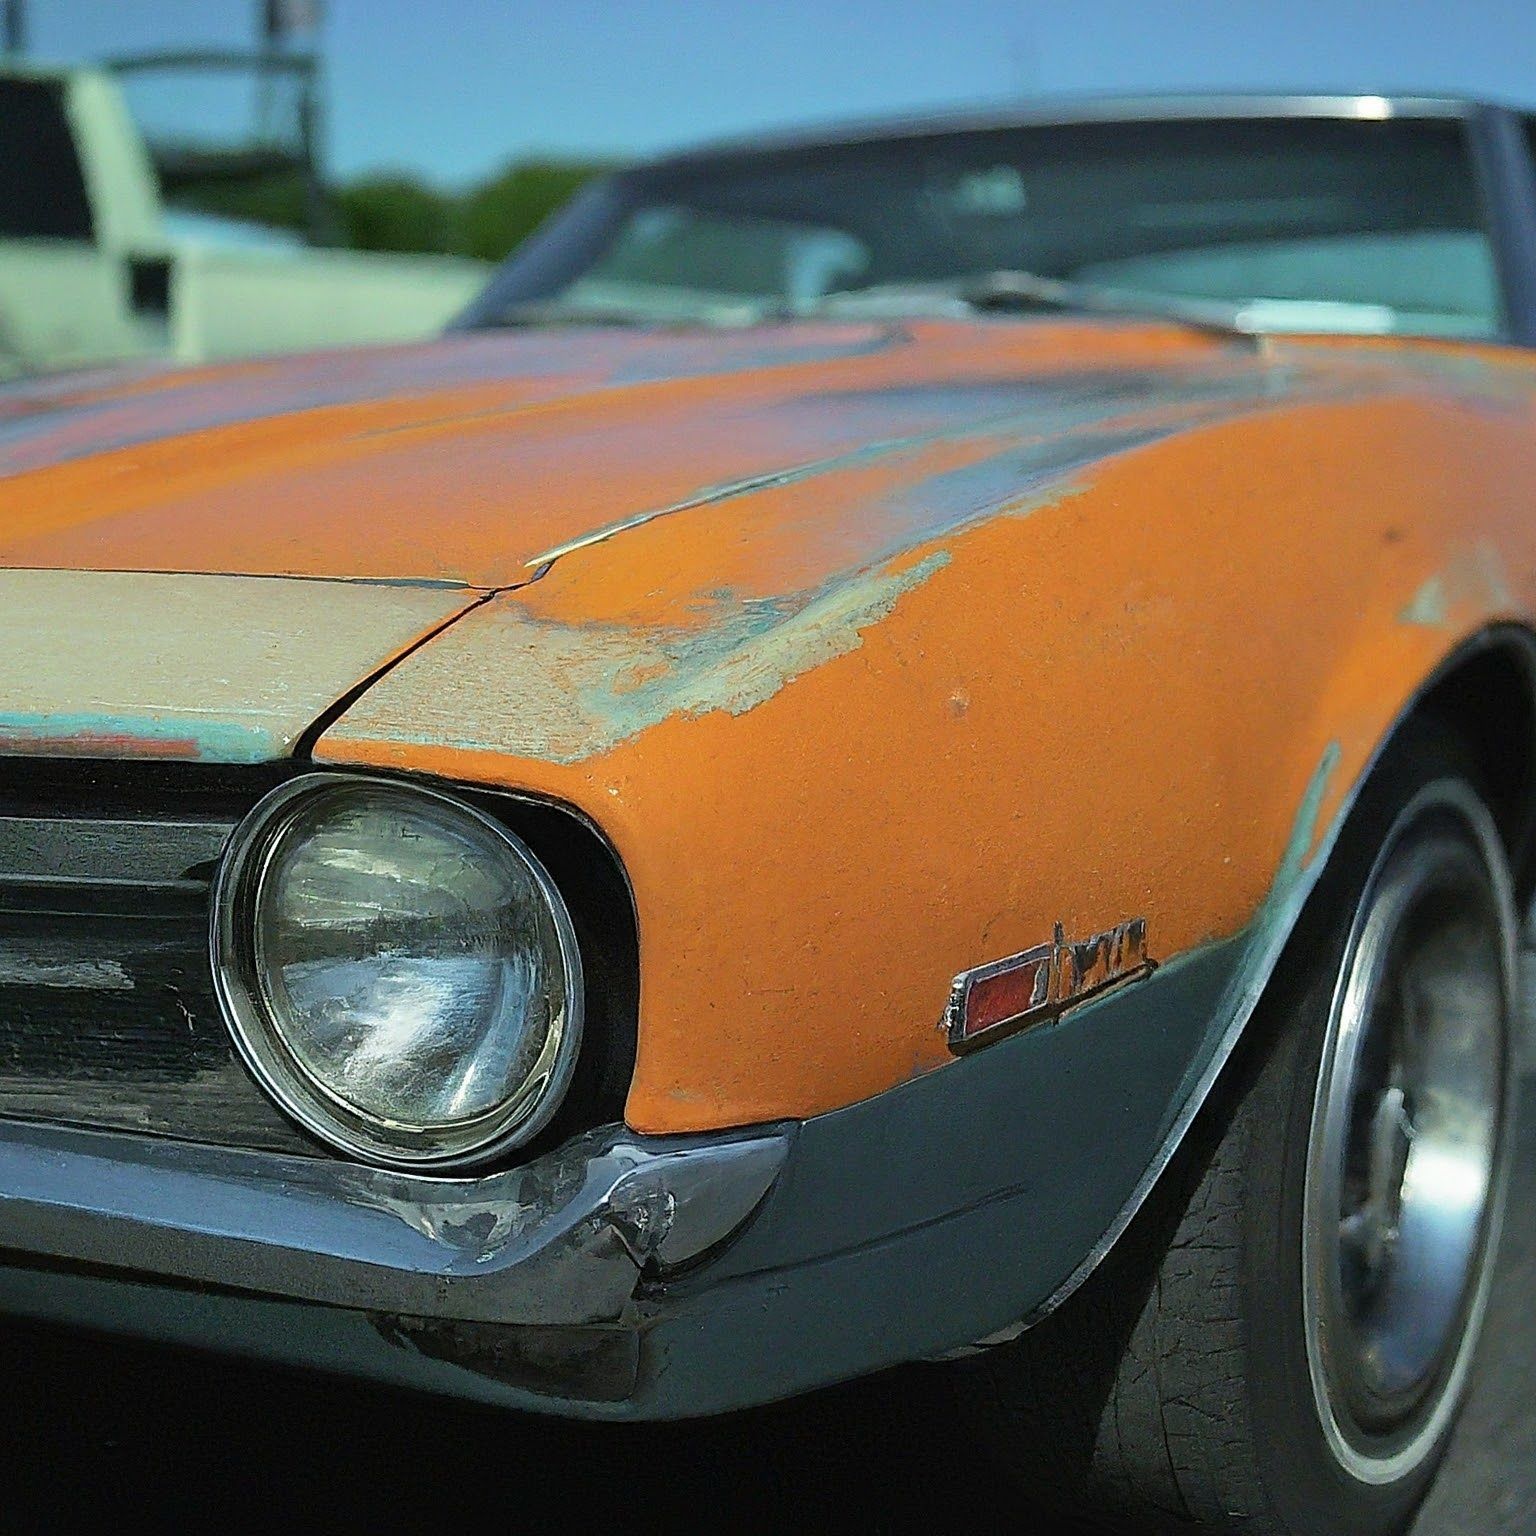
[460,114,1502,339]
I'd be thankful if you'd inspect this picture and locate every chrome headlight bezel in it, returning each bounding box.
[210,772,584,1171]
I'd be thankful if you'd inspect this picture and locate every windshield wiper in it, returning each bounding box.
[474,274,1398,341]
[957,269,1257,338]
[799,270,1257,340]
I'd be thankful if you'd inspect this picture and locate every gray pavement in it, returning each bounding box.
[1,1066,1533,1528]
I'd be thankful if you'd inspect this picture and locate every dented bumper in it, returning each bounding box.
[0,1117,790,1406]
[0,926,1261,1418]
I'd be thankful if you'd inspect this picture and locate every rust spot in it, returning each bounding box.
[0,732,199,759]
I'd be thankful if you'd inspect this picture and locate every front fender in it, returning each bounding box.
[316,353,1536,1140]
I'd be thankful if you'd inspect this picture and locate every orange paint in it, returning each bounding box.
[7,318,1536,1136]
[0,321,1264,584]
[312,333,1536,1134]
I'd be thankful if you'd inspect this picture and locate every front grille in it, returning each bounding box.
[0,759,641,1167]
[0,761,316,1154]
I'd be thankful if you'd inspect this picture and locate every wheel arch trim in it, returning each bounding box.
[1013,621,1536,1332]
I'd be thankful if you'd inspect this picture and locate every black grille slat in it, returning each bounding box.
[0,763,317,1155]
[0,915,228,1078]
[0,813,232,889]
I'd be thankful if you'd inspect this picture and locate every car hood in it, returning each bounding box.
[0,319,1374,763]
[0,319,1321,590]
[0,568,477,761]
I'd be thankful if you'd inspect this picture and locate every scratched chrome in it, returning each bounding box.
[0,1117,791,1326]
[0,814,231,889]
[0,792,310,1153]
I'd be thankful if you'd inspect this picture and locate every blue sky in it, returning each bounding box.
[25,1,1536,184]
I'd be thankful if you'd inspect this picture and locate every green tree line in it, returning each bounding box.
[181,159,613,260]
[337,160,610,259]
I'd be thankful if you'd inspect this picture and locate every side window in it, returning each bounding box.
[0,79,94,241]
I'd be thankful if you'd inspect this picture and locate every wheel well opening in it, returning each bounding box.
[1408,638,1536,907]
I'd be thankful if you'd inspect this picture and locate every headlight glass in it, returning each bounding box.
[213,776,583,1168]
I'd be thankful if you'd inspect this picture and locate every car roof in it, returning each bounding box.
[657,92,1509,167]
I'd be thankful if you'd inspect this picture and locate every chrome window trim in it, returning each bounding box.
[670,93,1489,163]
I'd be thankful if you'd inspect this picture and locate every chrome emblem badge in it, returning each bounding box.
[944,918,1153,1052]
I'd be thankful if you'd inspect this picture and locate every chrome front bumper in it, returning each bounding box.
[0,930,1256,1420]
[0,1117,789,1332]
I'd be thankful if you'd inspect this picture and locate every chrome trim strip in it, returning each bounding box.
[944,918,1153,1052]
[674,93,1482,162]
[0,1117,792,1326]
[0,814,233,889]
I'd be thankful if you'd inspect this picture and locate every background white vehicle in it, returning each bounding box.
[0,59,486,375]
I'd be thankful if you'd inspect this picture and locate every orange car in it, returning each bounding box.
[0,95,1532,1535]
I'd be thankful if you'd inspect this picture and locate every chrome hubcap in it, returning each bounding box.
[1303,784,1512,1484]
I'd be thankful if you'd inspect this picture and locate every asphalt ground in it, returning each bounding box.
[1,1057,1532,1529]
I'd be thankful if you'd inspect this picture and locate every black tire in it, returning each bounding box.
[953,726,1517,1535]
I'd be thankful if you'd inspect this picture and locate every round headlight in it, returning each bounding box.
[212,775,583,1169]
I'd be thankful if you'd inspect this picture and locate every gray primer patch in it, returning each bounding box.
[374,551,952,764]
[1400,544,1514,629]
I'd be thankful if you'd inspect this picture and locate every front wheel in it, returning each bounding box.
[959,734,1517,1535]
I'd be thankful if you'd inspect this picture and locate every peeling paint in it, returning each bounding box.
[0,324,899,480]
[523,363,1355,571]
[660,552,952,720]
[9,314,1534,1142]
[1159,740,1343,1123]
[1169,740,1340,999]
[1282,741,1341,880]
[0,719,249,761]
[314,355,1536,1135]
[1401,576,1449,628]
[1399,542,1513,628]
[0,325,1380,588]
[340,552,951,764]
